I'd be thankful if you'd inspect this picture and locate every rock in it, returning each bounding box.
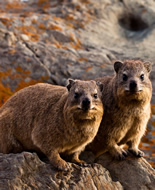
[0,151,154,190]
[0,28,16,47]
[96,153,155,190]
[0,0,155,103]
[0,152,122,190]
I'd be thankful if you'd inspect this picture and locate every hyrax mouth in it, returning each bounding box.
[125,90,142,96]
[77,106,96,111]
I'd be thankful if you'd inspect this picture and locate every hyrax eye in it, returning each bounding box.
[123,74,128,81]
[74,93,79,99]
[93,93,98,99]
[140,74,144,81]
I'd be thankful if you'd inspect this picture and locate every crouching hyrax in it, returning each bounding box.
[0,79,103,171]
[87,60,152,160]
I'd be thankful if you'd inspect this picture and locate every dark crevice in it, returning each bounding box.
[119,13,149,32]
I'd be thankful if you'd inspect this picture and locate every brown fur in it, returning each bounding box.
[0,79,103,171]
[87,60,152,160]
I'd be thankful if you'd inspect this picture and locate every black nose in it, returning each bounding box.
[82,98,90,111]
[129,81,137,91]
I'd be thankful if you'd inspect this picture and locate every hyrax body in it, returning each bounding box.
[88,60,152,160]
[0,79,103,171]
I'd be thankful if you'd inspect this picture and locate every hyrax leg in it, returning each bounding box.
[108,140,128,160]
[127,138,144,157]
[48,150,70,171]
[72,151,87,166]
[0,136,24,154]
[0,125,24,154]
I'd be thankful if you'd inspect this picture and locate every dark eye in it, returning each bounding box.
[140,74,144,81]
[123,74,128,81]
[74,93,79,99]
[93,93,98,99]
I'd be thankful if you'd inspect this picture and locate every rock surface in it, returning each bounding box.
[0,0,154,103]
[96,153,155,190]
[0,151,155,190]
[0,152,122,190]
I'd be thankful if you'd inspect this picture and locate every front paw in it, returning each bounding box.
[111,148,128,161]
[77,162,90,167]
[128,148,144,157]
[72,158,89,167]
[52,159,70,172]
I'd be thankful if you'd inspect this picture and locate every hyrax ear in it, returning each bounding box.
[96,81,104,92]
[66,78,75,91]
[144,61,152,73]
[114,61,123,73]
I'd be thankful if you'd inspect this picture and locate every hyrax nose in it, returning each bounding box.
[129,80,137,91]
[82,98,91,110]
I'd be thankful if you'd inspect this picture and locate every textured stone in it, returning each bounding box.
[0,0,154,102]
[0,151,154,190]
[0,152,123,190]
[96,153,155,190]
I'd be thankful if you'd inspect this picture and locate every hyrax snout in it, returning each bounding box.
[81,97,91,110]
[129,80,138,92]
[72,87,98,111]
[88,60,152,160]
[0,79,103,171]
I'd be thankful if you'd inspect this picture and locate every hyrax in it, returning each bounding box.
[0,79,103,171]
[88,60,152,160]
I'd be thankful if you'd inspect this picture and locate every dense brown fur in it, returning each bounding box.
[0,79,103,171]
[88,60,152,160]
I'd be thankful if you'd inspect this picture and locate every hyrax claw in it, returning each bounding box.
[128,148,145,157]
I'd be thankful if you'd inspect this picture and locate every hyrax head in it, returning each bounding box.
[114,60,152,102]
[66,79,103,113]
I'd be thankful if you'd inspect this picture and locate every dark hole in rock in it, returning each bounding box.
[119,13,149,32]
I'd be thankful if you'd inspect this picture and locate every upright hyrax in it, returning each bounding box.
[88,60,152,160]
[0,79,103,171]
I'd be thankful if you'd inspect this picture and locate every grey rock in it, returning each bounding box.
[0,152,123,190]
[96,153,155,190]
[0,0,155,101]
[0,151,154,190]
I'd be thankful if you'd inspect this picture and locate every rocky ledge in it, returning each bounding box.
[0,0,155,103]
[0,152,154,190]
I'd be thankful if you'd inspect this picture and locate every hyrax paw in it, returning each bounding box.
[77,162,90,167]
[114,149,128,161]
[72,159,89,167]
[55,160,70,172]
[128,148,144,157]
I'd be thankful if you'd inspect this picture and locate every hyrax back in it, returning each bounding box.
[0,79,103,171]
[88,60,152,160]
